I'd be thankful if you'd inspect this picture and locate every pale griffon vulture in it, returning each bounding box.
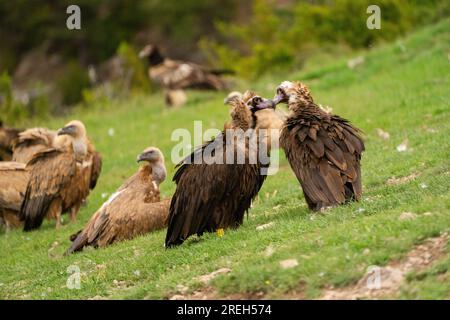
[66,147,168,254]
[13,126,102,197]
[20,120,90,231]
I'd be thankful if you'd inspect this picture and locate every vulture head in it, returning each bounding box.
[137,147,166,185]
[273,81,313,107]
[223,91,243,105]
[138,44,165,66]
[227,90,276,130]
[246,95,276,112]
[56,120,88,160]
[57,120,86,139]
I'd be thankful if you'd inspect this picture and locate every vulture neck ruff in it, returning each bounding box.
[151,161,167,186]
[140,160,167,186]
[288,96,320,115]
[230,103,254,131]
[71,137,88,162]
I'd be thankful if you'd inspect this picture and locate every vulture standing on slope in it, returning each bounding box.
[0,162,28,231]
[20,120,91,231]
[0,121,22,161]
[139,44,228,106]
[165,91,274,247]
[271,81,365,211]
[66,147,168,254]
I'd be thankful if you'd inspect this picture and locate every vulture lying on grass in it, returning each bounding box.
[271,81,365,211]
[0,162,28,231]
[66,147,168,254]
[0,121,22,161]
[20,120,94,231]
[139,44,230,106]
[165,91,274,247]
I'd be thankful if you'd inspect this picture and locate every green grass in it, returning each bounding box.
[1,20,450,300]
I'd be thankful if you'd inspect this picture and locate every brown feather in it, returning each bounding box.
[12,128,56,163]
[0,123,22,161]
[0,162,28,230]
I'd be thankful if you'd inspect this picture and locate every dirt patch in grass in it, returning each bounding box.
[168,234,448,300]
[320,233,448,300]
[386,172,420,185]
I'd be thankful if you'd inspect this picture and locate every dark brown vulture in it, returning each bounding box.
[0,121,22,161]
[12,127,56,164]
[165,91,274,247]
[66,147,168,254]
[0,162,28,231]
[272,81,365,211]
[19,120,90,231]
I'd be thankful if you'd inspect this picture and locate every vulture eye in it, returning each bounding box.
[251,97,262,106]
[277,88,285,95]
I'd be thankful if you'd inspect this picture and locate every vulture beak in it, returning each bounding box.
[137,151,154,163]
[273,86,289,105]
[249,96,276,112]
[255,98,276,110]
[136,153,145,163]
[57,125,76,136]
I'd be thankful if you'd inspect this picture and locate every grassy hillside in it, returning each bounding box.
[1,19,449,299]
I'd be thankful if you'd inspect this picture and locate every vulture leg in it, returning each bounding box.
[47,199,63,229]
[5,211,21,231]
[70,204,80,223]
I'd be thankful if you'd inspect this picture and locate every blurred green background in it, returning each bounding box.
[1,0,449,123]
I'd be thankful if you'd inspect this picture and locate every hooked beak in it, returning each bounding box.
[272,93,286,105]
[136,153,146,163]
[57,125,75,136]
[254,98,276,110]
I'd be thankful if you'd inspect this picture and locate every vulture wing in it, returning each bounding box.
[89,150,102,189]
[165,133,267,247]
[0,125,22,161]
[281,113,364,210]
[12,128,56,163]
[0,162,29,212]
[20,147,77,231]
[61,159,91,215]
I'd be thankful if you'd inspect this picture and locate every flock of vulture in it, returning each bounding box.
[0,46,365,254]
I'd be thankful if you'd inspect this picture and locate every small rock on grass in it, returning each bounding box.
[376,128,390,140]
[197,268,231,284]
[176,284,189,294]
[399,212,417,221]
[396,139,409,152]
[280,259,298,269]
[264,245,275,257]
[256,222,274,231]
